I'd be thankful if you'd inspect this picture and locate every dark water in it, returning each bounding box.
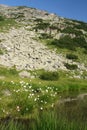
[0,91,87,129]
[56,92,87,122]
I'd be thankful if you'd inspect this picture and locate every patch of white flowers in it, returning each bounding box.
[0,80,59,116]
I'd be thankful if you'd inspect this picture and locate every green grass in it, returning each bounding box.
[38,37,87,68]
[0,10,87,130]
[0,49,4,55]
[0,66,87,129]
[0,15,20,32]
[0,108,87,130]
[47,36,87,51]
[0,66,19,77]
[0,67,87,118]
[0,120,25,130]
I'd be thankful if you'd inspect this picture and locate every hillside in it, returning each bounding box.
[0,5,87,79]
[0,5,87,129]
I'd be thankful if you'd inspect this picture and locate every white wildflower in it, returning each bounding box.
[16,106,20,112]
[34,98,37,101]
[40,107,43,110]
[46,89,48,92]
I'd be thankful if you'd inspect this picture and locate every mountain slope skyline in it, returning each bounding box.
[0,0,87,23]
[0,5,87,73]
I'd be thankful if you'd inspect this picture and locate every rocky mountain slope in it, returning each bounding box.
[0,5,87,76]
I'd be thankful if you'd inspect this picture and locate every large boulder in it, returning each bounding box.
[19,71,31,78]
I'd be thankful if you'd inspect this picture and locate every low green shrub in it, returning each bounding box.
[39,33,52,39]
[66,54,78,60]
[61,26,83,36]
[64,63,78,70]
[17,6,27,9]
[0,67,18,76]
[0,15,5,21]
[0,49,3,55]
[40,71,59,81]
[34,18,43,23]
[83,49,87,54]
[34,22,50,30]
[48,36,76,50]
[74,21,87,31]
[48,35,87,50]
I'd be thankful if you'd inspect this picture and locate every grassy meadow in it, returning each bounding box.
[0,13,87,129]
[0,66,87,129]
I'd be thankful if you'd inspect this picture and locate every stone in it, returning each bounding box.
[19,71,31,78]
[0,6,87,73]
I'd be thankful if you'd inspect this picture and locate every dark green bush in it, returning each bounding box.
[16,13,24,19]
[66,54,78,60]
[64,63,78,70]
[48,36,76,50]
[40,71,59,81]
[39,33,52,39]
[17,6,27,9]
[0,49,3,55]
[74,21,87,31]
[61,27,83,36]
[48,35,87,50]
[0,15,4,21]
[34,18,43,23]
[49,25,58,30]
[34,22,50,30]
[83,49,87,54]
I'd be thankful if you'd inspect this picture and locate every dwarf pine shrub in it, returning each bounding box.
[64,63,78,70]
[66,54,78,60]
[40,71,59,81]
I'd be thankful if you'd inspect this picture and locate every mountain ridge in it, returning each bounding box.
[0,5,87,78]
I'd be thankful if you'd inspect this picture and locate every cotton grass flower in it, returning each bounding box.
[16,106,20,112]
[34,98,37,101]
[40,107,43,110]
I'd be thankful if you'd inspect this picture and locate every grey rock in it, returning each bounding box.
[19,71,31,78]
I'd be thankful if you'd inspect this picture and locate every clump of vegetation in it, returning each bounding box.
[17,6,28,10]
[74,21,87,31]
[83,49,87,54]
[64,63,78,70]
[15,13,25,19]
[0,67,18,77]
[66,54,78,60]
[39,33,53,39]
[0,49,4,55]
[0,107,87,130]
[40,71,59,81]
[34,21,50,31]
[61,26,83,36]
[48,35,87,51]
[0,120,25,130]
[34,18,43,23]
[0,15,19,32]
[49,25,59,30]
[48,36,75,50]
[0,15,4,21]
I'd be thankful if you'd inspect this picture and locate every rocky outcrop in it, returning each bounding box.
[0,5,87,72]
[0,27,67,71]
